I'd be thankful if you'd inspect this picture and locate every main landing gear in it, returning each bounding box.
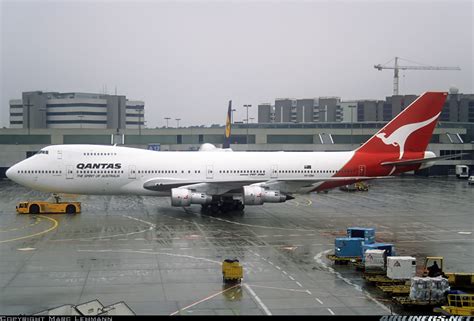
[201,197,245,214]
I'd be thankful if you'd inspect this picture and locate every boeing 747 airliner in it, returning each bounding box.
[6,92,450,213]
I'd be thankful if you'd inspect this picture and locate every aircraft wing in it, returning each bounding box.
[143,178,266,193]
[143,176,390,194]
[381,153,468,166]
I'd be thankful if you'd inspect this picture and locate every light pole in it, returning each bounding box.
[348,104,357,147]
[243,104,252,145]
[164,117,171,128]
[175,118,181,128]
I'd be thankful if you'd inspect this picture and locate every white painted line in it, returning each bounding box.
[248,284,308,293]
[458,231,472,235]
[17,247,36,251]
[315,298,323,305]
[306,290,312,295]
[314,249,391,314]
[275,266,281,270]
[289,276,295,281]
[295,281,303,288]
[306,234,315,236]
[170,283,240,315]
[289,234,300,237]
[259,235,268,238]
[255,253,260,257]
[117,239,128,241]
[244,284,272,316]
[199,248,210,250]
[77,249,221,264]
[282,271,288,275]
[268,261,274,265]
[139,249,153,251]
[179,248,191,250]
[274,235,284,237]
[134,238,145,241]
[327,308,335,315]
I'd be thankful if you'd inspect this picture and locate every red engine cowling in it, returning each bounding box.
[171,188,212,207]
[243,186,287,205]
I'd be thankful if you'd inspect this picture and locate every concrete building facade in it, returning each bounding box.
[296,99,316,123]
[274,99,293,123]
[9,91,145,130]
[318,97,342,122]
[258,93,474,124]
[258,104,272,123]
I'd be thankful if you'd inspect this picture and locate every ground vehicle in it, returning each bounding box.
[339,182,369,192]
[222,259,243,283]
[468,176,474,185]
[455,165,470,179]
[437,294,474,316]
[422,256,444,277]
[16,201,81,214]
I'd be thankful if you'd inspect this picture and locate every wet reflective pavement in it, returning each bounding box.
[0,177,472,315]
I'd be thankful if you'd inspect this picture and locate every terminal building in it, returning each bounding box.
[9,91,145,130]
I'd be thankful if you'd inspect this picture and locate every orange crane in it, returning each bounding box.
[374,56,461,95]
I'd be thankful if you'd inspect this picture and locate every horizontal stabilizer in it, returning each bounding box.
[381,153,468,166]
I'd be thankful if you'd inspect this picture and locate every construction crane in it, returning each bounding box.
[374,56,461,95]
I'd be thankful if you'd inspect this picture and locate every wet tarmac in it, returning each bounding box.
[0,176,472,315]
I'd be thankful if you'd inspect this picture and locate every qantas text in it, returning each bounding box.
[76,163,122,170]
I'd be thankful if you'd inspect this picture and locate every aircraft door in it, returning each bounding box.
[271,165,278,179]
[66,165,74,179]
[206,165,214,179]
[129,165,136,179]
[359,165,366,176]
[57,150,63,160]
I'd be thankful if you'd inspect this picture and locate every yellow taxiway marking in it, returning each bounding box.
[0,215,58,244]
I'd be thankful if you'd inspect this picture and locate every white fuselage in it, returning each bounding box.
[7,145,354,196]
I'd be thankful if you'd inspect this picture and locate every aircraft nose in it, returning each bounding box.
[6,164,18,181]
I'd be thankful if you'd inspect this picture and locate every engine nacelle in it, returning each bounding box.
[171,188,212,207]
[243,186,287,205]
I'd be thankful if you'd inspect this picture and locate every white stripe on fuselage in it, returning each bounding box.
[8,144,354,195]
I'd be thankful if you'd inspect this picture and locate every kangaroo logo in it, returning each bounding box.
[375,113,440,159]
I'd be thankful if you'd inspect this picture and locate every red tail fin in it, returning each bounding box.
[356,92,447,159]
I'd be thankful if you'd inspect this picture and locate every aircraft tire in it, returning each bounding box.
[66,204,76,214]
[29,204,39,214]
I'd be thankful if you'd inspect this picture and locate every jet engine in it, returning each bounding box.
[243,186,288,205]
[171,188,212,207]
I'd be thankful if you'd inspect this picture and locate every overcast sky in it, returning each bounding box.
[1,0,472,128]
